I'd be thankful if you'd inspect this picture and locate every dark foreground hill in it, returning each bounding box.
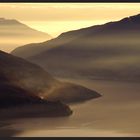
[0,77,72,118]
[0,50,100,106]
[12,14,140,82]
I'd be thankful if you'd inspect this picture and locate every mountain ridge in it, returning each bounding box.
[0,18,52,52]
[12,13,140,58]
[12,13,140,82]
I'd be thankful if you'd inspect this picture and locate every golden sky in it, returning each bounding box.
[1,3,140,37]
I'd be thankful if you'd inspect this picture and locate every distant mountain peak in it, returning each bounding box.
[0,18,5,21]
[0,18,52,52]
[0,17,17,21]
[0,17,20,24]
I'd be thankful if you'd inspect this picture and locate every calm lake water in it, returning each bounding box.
[0,78,140,137]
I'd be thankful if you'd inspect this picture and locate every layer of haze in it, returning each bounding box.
[1,3,140,37]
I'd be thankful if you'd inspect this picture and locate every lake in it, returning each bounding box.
[0,78,140,137]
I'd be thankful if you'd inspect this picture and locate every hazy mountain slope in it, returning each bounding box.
[12,14,140,82]
[0,51,100,104]
[11,29,84,58]
[0,18,52,52]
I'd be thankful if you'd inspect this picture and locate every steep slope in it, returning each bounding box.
[0,50,100,104]
[0,83,72,118]
[12,14,140,82]
[0,18,52,52]
[0,73,72,117]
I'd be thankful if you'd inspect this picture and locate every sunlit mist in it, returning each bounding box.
[0,3,140,37]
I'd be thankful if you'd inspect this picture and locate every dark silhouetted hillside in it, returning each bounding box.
[0,76,72,118]
[0,51,100,105]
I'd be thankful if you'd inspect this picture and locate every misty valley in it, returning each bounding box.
[0,12,140,137]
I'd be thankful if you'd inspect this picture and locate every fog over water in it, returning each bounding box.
[1,78,140,137]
